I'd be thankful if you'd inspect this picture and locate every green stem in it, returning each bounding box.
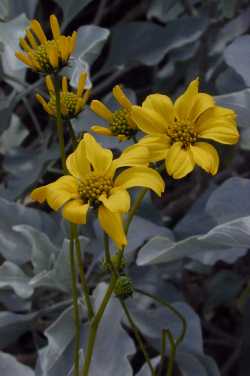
[135,288,186,347]
[82,275,117,376]
[68,120,78,149]
[70,224,81,376]
[159,329,167,375]
[159,329,176,376]
[121,300,156,376]
[165,330,176,376]
[72,224,94,320]
[82,188,150,376]
[125,188,148,234]
[104,233,155,375]
[54,73,67,174]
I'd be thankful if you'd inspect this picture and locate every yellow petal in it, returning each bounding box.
[142,93,174,125]
[30,20,47,44]
[36,94,51,115]
[84,133,113,174]
[69,31,77,54]
[138,135,170,162]
[90,100,113,121]
[62,76,68,92]
[77,72,87,97]
[50,15,61,39]
[28,53,41,71]
[63,37,72,61]
[99,189,130,213]
[174,78,199,120]
[91,125,112,136]
[199,123,239,144]
[114,166,165,197]
[196,106,235,127]
[19,38,32,52]
[46,176,79,211]
[31,186,47,203]
[166,142,195,179]
[190,142,219,175]
[75,98,84,114]
[190,93,215,122]
[112,145,149,173]
[15,52,33,68]
[196,106,239,144]
[57,36,68,61]
[131,105,168,135]
[112,85,133,110]
[98,206,127,248]
[62,200,89,224]
[82,89,91,106]
[45,75,55,93]
[26,29,38,48]
[46,44,59,68]
[66,139,91,180]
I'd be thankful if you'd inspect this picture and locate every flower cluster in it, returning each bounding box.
[17,15,239,250]
[16,15,76,73]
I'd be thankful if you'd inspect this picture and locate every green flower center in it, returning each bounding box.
[168,120,197,148]
[109,109,136,138]
[78,174,113,208]
[48,92,79,118]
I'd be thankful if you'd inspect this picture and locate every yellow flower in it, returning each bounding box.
[15,15,77,73]
[31,134,164,248]
[90,85,138,141]
[36,73,90,119]
[131,78,239,179]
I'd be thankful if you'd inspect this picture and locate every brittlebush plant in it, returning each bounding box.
[16,14,240,376]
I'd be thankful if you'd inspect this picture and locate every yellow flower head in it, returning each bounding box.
[15,15,77,73]
[36,73,90,119]
[31,134,164,248]
[90,85,138,141]
[132,78,239,179]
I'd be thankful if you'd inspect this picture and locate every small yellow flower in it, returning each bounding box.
[15,15,77,73]
[36,73,90,119]
[131,78,239,179]
[31,134,164,248]
[90,85,138,141]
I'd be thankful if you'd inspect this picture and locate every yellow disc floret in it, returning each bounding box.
[78,174,113,208]
[168,120,197,149]
[109,108,136,138]
[36,73,90,119]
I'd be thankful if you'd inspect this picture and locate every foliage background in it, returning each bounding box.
[0,0,250,375]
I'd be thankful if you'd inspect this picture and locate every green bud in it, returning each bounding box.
[114,276,133,300]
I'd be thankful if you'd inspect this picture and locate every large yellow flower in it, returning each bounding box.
[36,73,90,119]
[31,134,164,248]
[131,78,239,179]
[90,85,138,141]
[16,15,77,73]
